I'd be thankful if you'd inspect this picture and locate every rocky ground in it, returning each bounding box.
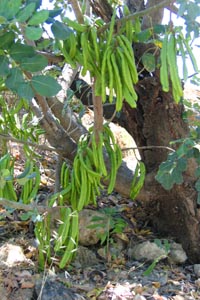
[0,186,200,300]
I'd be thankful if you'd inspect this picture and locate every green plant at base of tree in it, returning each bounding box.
[88,207,127,262]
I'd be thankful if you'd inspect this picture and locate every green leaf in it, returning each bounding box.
[171,168,183,185]
[155,172,174,190]
[5,68,25,92]
[0,175,6,189]
[28,10,49,25]
[178,2,187,17]
[0,169,11,179]
[143,259,158,276]
[17,82,35,101]
[195,167,200,178]
[100,232,108,245]
[187,2,200,20]
[18,177,30,185]
[31,75,61,97]
[143,254,166,276]
[10,43,35,62]
[153,24,167,34]
[0,0,21,20]
[0,31,15,49]
[27,172,37,179]
[16,3,36,22]
[0,16,7,24]
[91,216,105,222]
[25,26,43,41]
[20,211,33,221]
[142,53,155,72]
[156,155,187,190]
[51,21,73,40]
[16,163,32,181]
[136,29,152,43]
[20,54,48,72]
[130,161,146,200]
[176,157,187,172]
[26,0,42,10]
[49,8,62,18]
[0,56,10,76]
[197,193,200,205]
[176,139,194,157]
[195,179,200,192]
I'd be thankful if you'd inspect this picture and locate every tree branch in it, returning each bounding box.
[37,51,64,65]
[0,133,56,152]
[99,0,175,32]
[0,198,62,215]
[69,0,84,24]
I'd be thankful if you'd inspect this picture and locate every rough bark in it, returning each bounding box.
[119,76,200,263]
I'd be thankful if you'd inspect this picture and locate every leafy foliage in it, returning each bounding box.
[0,154,40,203]
[156,132,200,203]
[0,96,44,156]
[89,207,127,261]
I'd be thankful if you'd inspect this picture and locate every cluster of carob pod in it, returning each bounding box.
[59,9,139,111]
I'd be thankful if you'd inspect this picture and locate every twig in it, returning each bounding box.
[69,0,84,24]
[0,198,61,214]
[99,0,175,32]
[54,155,63,193]
[0,133,56,152]
[37,51,64,65]
[122,145,175,152]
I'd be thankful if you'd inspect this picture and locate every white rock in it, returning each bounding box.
[168,242,187,264]
[134,295,146,300]
[194,264,200,277]
[130,241,167,261]
[0,244,27,267]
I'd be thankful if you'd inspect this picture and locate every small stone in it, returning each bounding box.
[172,296,185,300]
[72,245,99,267]
[35,279,85,300]
[134,294,147,300]
[194,264,200,277]
[195,278,200,288]
[168,242,187,264]
[21,281,35,289]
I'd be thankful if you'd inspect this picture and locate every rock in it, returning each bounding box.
[109,123,140,158]
[194,264,200,277]
[134,295,147,300]
[72,246,100,267]
[34,278,85,300]
[79,209,106,246]
[171,296,185,300]
[142,270,168,286]
[195,278,200,288]
[168,242,187,264]
[0,243,28,267]
[128,241,187,265]
[98,283,135,300]
[128,241,167,262]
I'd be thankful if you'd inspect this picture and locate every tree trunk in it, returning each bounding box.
[120,76,200,263]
